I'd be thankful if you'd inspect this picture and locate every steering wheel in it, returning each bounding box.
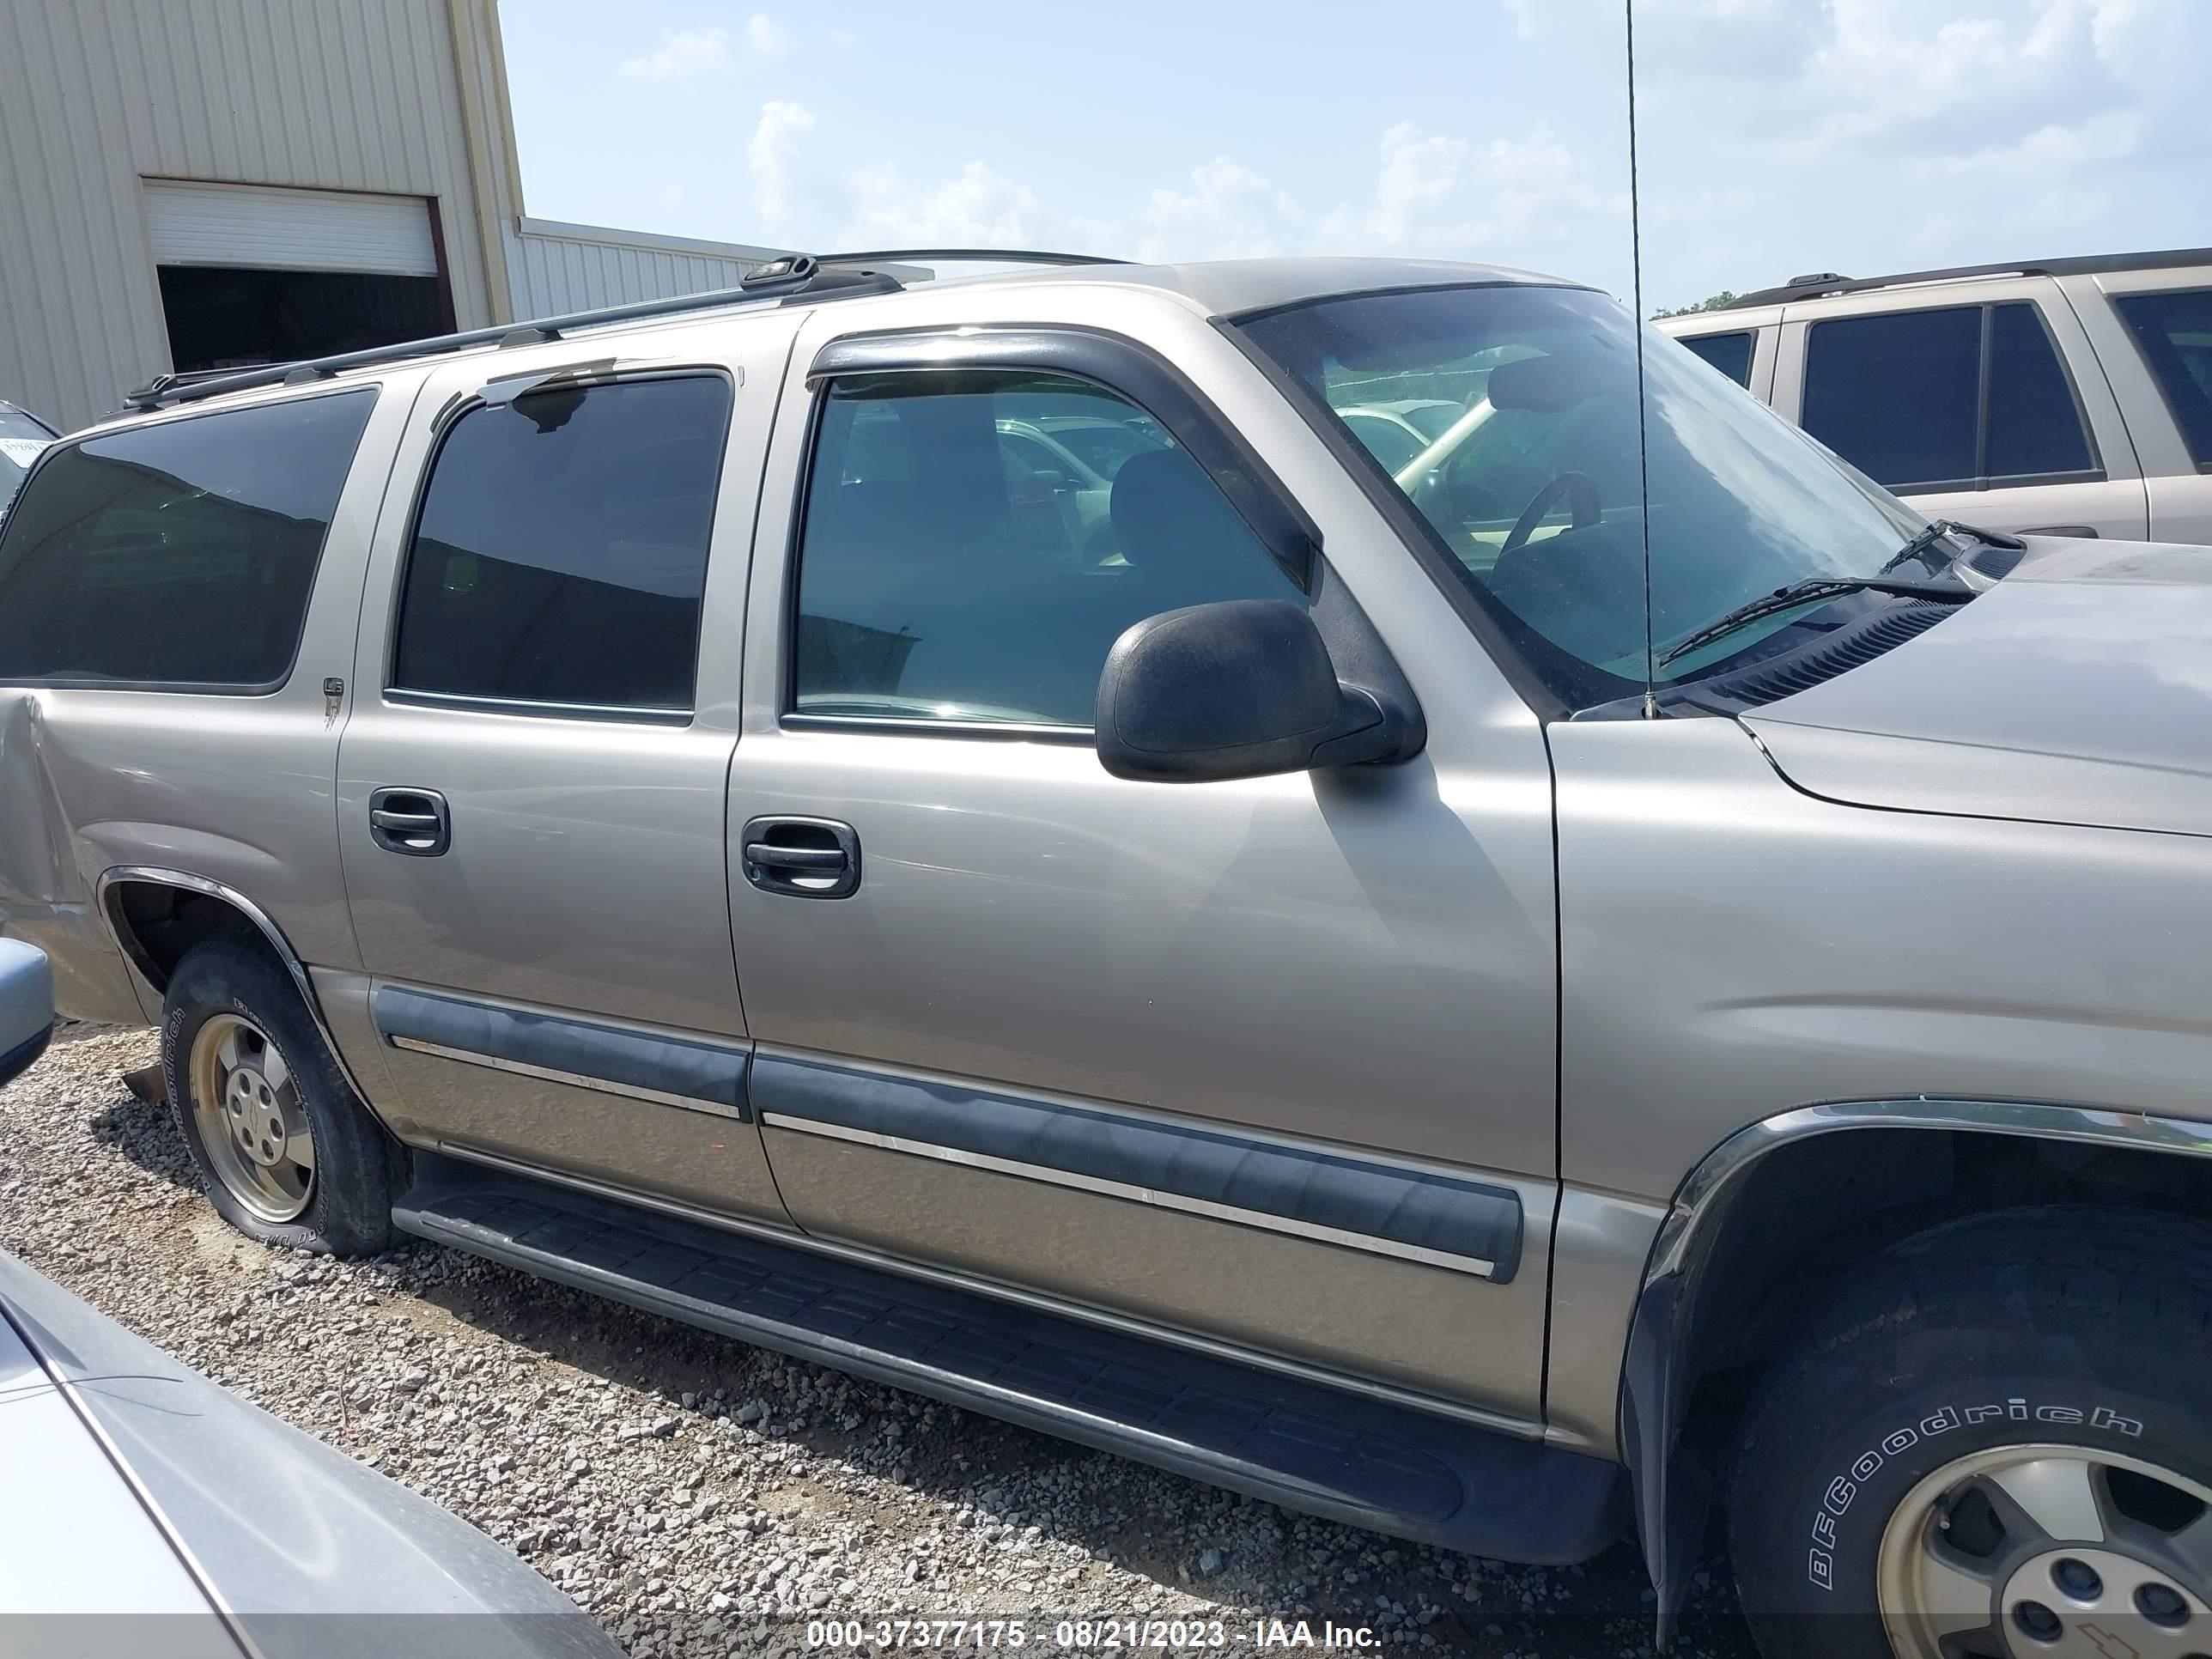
[1500,471,1602,556]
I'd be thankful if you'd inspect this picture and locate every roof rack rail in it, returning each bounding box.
[118,252,908,414]
[1728,246,2212,310]
[809,247,1128,267]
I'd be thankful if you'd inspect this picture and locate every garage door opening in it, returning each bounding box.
[158,266,448,372]
[144,179,453,374]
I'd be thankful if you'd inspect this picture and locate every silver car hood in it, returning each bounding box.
[1742,536,2212,837]
[0,1249,619,1659]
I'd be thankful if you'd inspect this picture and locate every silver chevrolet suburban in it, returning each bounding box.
[3,252,2209,1659]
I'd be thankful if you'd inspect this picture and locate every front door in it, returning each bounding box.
[725,313,1559,1416]
[337,333,792,1223]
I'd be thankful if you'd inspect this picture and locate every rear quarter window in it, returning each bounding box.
[0,390,376,690]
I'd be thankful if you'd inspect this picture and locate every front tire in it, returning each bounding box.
[161,936,404,1255]
[1729,1205,2212,1659]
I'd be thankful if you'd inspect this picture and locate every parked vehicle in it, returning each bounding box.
[0,946,615,1659]
[1658,247,2212,544]
[0,399,57,523]
[3,249,2211,1659]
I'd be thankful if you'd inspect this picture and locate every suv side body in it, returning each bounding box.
[5,258,2212,1649]
[1661,255,2212,545]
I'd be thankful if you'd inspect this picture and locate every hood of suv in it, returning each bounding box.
[1741,536,2212,838]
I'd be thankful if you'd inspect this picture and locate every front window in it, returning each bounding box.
[1236,283,1929,708]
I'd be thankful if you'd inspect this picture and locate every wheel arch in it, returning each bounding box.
[1621,1098,2212,1645]
[97,866,374,1105]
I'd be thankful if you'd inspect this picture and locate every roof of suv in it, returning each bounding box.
[108,254,1577,423]
[1721,246,2212,310]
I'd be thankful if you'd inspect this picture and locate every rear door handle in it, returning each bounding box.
[740,816,860,899]
[368,787,451,857]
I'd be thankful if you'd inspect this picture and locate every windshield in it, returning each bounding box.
[1236,283,1930,707]
[0,406,56,520]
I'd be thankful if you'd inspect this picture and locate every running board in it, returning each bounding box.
[393,1158,1623,1565]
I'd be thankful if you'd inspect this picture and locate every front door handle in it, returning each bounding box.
[740,816,860,899]
[368,787,451,857]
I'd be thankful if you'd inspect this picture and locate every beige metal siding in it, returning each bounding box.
[0,0,495,430]
[507,219,778,317]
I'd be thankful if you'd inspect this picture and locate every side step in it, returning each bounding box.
[393,1158,1624,1565]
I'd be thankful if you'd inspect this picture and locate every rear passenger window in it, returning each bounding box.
[793,372,1304,728]
[2113,288,2212,469]
[1802,307,1981,489]
[0,390,374,689]
[392,375,730,714]
[1802,302,2096,491]
[1985,302,2093,478]
[1680,330,1754,387]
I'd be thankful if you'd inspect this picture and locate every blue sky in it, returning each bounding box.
[500,0,2212,313]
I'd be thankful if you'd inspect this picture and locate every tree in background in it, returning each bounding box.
[1651,292,1740,319]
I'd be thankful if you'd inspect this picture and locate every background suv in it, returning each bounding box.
[1659,247,2212,544]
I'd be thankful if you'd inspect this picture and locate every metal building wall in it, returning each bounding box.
[507,218,781,318]
[0,0,496,431]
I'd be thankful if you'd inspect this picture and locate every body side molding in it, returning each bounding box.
[1623,1096,2212,1644]
[754,1052,1522,1282]
[372,984,751,1121]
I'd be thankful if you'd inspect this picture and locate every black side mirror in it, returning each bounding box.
[1095,599,1405,783]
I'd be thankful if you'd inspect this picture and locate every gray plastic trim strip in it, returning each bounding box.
[374,985,750,1120]
[754,1052,1522,1282]
[390,1036,747,1121]
[763,1111,1502,1277]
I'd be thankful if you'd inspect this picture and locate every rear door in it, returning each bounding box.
[335,324,796,1222]
[1774,282,2148,539]
[2072,270,2212,545]
[722,301,1559,1419]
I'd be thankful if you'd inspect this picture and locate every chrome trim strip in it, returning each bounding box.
[780,713,1095,744]
[427,1139,1542,1440]
[760,1109,1502,1279]
[387,1035,747,1121]
[94,865,376,1109]
[383,687,692,726]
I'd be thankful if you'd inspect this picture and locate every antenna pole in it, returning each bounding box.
[1626,0,1659,719]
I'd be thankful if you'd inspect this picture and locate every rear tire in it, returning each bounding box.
[161,936,404,1255]
[1728,1204,2212,1659]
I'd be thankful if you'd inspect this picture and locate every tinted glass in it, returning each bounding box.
[1680,330,1755,387]
[2114,287,2212,468]
[1802,307,1980,489]
[1984,302,2093,478]
[0,390,374,687]
[1342,411,1429,473]
[794,372,1306,727]
[1238,284,1927,708]
[393,376,729,712]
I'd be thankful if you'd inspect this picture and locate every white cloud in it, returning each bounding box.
[1321,123,1626,264]
[749,100,816,225]
[617,27,733,83]
[1136,159,1302,262]
[745,14,788,58]
[842,160,1044,247]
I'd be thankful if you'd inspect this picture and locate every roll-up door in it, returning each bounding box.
[144,180,438,276]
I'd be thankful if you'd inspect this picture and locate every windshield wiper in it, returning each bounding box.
[1656,574,1969,669]
[1878,520,1963,575]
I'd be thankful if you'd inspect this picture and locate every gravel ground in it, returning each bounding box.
[0,1024,1755,1658]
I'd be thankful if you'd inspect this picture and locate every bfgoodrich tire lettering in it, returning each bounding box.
[161,936,404,1255]
[1729,1204,2212,1659]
